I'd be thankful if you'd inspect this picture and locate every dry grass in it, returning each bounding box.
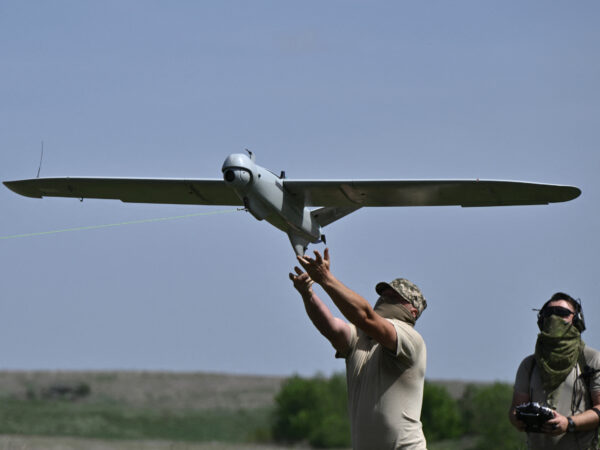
[0,371,285,410]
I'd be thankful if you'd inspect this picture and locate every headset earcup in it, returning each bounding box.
[574,308,586,332]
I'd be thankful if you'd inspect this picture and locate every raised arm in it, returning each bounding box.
[297,249,397,352]
[289,266,351,354]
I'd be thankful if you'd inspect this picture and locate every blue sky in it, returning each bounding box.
[1,1,599,382]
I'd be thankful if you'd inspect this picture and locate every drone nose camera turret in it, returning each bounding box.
[223,168,251,186]
[221,153,256,189]
[224,170,235,182]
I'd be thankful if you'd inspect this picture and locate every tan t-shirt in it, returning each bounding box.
[337,319,427,449]
[513,346,600,450]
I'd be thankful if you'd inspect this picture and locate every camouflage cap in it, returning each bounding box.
[375,278,427,319]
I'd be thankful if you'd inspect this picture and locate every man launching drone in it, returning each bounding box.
[289,248,428,449]
[509,292,600,449]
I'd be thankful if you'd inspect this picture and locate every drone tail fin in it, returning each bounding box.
[288,233,310,256]
[311,206,361,228]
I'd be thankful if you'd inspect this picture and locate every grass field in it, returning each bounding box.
[0,435,317,450]
[0,371,283,447]
[0,371,480,449]
[0,398,272,442]
[0,434,476,450]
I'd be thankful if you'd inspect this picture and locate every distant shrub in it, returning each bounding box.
[40,382,91,401]
[272,374,526,449]
[421,382,464,441]
[273,376,469,447]
[271,373,350,448]
[459,382,524,450]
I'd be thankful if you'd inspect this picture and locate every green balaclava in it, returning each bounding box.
[535,315,583,395]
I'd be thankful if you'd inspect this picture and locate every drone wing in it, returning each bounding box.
[3,177,242,206]
[4,177,581,208]
[283,179,581,207]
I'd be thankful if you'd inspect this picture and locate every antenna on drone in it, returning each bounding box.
[36,141,44,178]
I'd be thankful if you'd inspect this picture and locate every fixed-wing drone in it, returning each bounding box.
[4,151,581,255]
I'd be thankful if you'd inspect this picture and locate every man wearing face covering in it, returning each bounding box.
[289,248,428,450]
[509,292,600,449]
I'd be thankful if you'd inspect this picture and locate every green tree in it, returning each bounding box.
[421,382,464,442]
[272,373,350,448]
[459,383,482,435]
[459,382,525,450]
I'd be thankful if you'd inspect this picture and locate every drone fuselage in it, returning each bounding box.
[221,153,320,254]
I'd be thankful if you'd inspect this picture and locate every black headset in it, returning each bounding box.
[537,292,586,332]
